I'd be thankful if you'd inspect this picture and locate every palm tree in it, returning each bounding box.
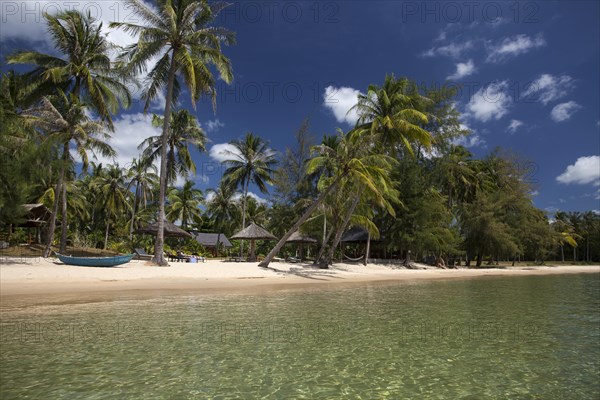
[553,211,579,262]
[351,74,432,156]
[166,180,203,229]
[221,132,277,257]
[205,182,239,255]
[140,109,207,184]
[22,93,113,256]
[110,0,234,265]
[8,10,131,129]
[435,145,476,208]
[94,165,130,249]
[259,129,396,268]
[126,158,159,239]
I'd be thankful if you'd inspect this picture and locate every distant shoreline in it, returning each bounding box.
[1,258,598,307]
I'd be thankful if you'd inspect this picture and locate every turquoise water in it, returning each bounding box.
[1,274,599,399]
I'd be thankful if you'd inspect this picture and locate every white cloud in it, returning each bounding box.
[550,101,581,122]
[522,74,575,106]
[209,143,240,162]
[447,60,476,80]
[556,156,600,185]
[466,81,511,122]
[1,1,154,48]
[453,134,485,148]
[148,91,166,112]
[2,1,161,105]
[530,190,539,196]
[486,33,546,62]
[507,119,523,134]
[75,112,159,168]
[233,192,268,204]
[422,40,475,59]
[204,119,225,133]
[452,124,485,148]
[323,86,361,126]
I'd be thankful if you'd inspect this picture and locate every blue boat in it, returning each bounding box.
[56,253,134,267]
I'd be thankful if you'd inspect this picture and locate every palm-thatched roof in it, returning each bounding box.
[17,204,52,227]
[286,230,318,243]
[137,220,192,238]
[231,223,277,240]
[193,233,232,248]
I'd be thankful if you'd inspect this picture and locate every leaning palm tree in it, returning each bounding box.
[259,128,396,268]
[22,93,114,256]
[140,109,207,185]
[110,0,234,265]
[221,132,277,257]
[8,10,131,129]
[166,180,204,229]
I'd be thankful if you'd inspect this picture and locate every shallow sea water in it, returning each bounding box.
[1,274,598,399]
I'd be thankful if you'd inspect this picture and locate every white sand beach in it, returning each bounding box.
[1,257,598,300]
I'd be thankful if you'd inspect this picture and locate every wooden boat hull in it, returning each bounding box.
[57,254,134,267]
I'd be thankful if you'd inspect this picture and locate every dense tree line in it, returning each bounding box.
[1,2,598,266]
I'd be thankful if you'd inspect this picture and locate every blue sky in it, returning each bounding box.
[1,1,599,212]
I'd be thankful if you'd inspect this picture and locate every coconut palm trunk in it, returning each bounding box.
[258,175,342,268]
[316,223,336,264]
[104,217,110,249]
[43,169,65,257]
[154,60,178,266]
[240,175,251,257]
[363,231,371,266]
[60,179,68,253]
[129,184,139,240]
[321,188,362,268]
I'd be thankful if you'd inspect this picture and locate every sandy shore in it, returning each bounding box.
[1,257,598,304]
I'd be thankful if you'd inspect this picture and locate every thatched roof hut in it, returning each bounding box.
[194,233,232,248]
[286,230,318,261]
[286,231,318,244]
[18,204,52,227]
[231,223,277,261]
[137,220,192,238]
[231,223,276,240]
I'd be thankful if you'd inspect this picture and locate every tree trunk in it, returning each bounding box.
[322,214,327,248]
[129,184,139,240]
[573,247,577,262]
[60,181,68,253]
[58,141,70,254]
[104,218,110,249]
[476,253,483,267]
[258,174,343,268]
[43,168,64,257]
[321,188,362,268]
[586,238,590,263]
[560,245,564,262]
[363,231,371,266]
[153,56,178,266]
[240,176,250,258]
[315,221,335,264]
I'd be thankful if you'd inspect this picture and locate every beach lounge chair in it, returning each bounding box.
[168,252,189,262]
[134,248,153,260]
